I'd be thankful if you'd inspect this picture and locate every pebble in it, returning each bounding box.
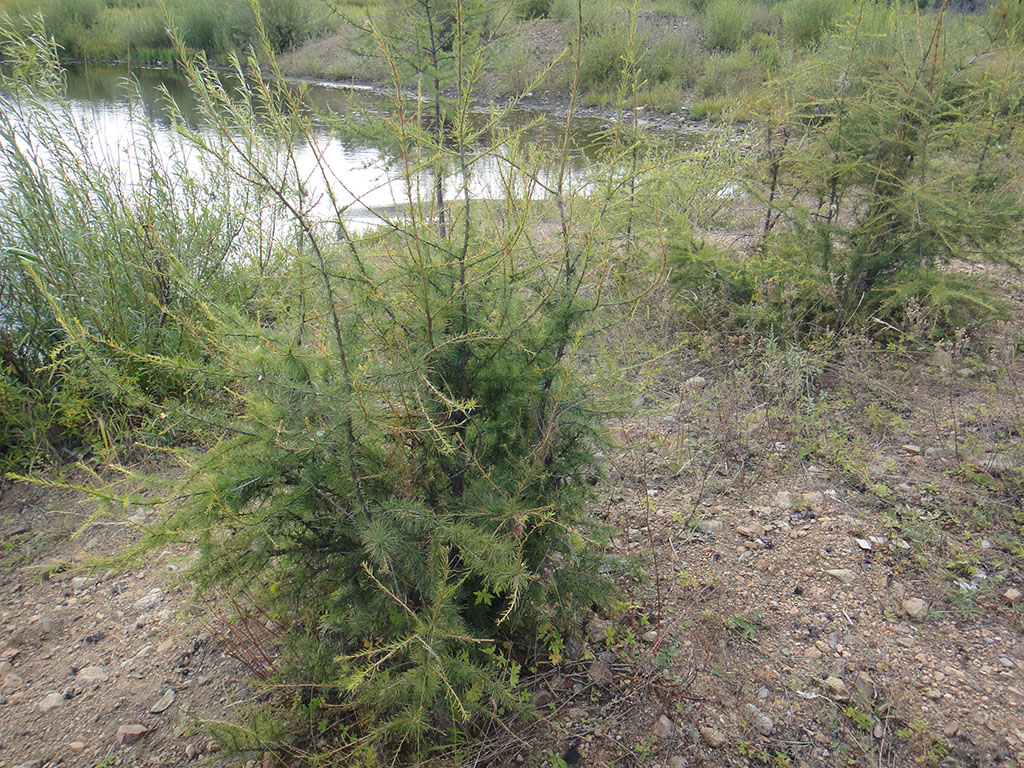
[699,726,727,747]
[683,375,707,390]
[585,619,612,645]
[75,666,109,686]
[743,703,774,736]
[185,744,197,760]
[653,714,675,739]
[116,723,150,745]
[803,491,825,510]
[38,692,64,712]
[68,741,85,752]
[901,444,921,455]
[774,491,793,509]
[668,757,688,768]
[826,569,857,585]
[824,676,848,697]
[150,688,175,713]
[1004,588,1021,605]
[902,598,929,619]
[588,659,612,685]
[696,520,724,535]
[132,588,164,612]
[737,522,765,538]
[943,721,960,738]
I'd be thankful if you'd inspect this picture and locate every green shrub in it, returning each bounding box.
[646,35,701,88]
[578,23,629,91]
[696,47,763,98]
[704,0,750,52]
[781,0,840,47]
[689,97,726,119]
[39,0,102,55]
[517,0,552,19]
[131,16,624,759]
[0,27,252,466]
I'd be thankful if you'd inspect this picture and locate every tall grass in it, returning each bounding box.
[0,0,331,61]
[0,24,264,465]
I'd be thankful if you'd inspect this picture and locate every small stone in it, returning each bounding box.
[641,630,658,643]
[116,724,150,745]
[262,751,274,768]
[38,692,64,712]
[668,757,688,768]
[0,661,11,678]
[156,638,175,654]
[696,520,724,535]
[855,538,873,551]
[150,688,175,713]
[737,522,766,538]
[185,744,197,760]
[654,714,675,739]
[132,588,164,612]
[2,672,24,692]
[683,375,707,390]
[757,686,769,700]
[743,703,774,736]
[588,659,612,685]
[902,598,929,619]
[826,569,857,586]
[774,491,793,509]
[39,615,54,633]
[804,646,823,660]
[824,676,848,697]
[585,619,612,645]
[1004,588,1022,605]
[75,665,109,686]
[854,672,874,704]
[68,741,86,752]
[700,726,727,747]
[901,444,921,455]
[803,491,825,510]
[943,721,960,738]
[925,687,942,700]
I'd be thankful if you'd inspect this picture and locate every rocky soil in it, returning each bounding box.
[3,333,1022,768]
[0,486,253,768]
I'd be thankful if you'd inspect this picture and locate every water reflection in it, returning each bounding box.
[54,64,613,231]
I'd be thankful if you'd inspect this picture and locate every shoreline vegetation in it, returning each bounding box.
[1,1,1023,766]
[2,0,1021,124]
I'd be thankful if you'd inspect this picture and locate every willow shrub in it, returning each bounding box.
[137,1,629,758]
[0,25,260,467]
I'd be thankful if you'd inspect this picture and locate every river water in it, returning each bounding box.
[48,63,619,231]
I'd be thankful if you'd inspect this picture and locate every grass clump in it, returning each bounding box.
[0,23,256,467]
[703,0,751,52]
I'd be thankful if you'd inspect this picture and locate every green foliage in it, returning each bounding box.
[579,22,629,90]
[703,0,750,52]
[0,25,254,467]
[681,4,1024,339]
[516,0,552,19]
[119,4,627,758]
[781,0,840,47]
[696,47,764,98]
[0,0,329,61]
